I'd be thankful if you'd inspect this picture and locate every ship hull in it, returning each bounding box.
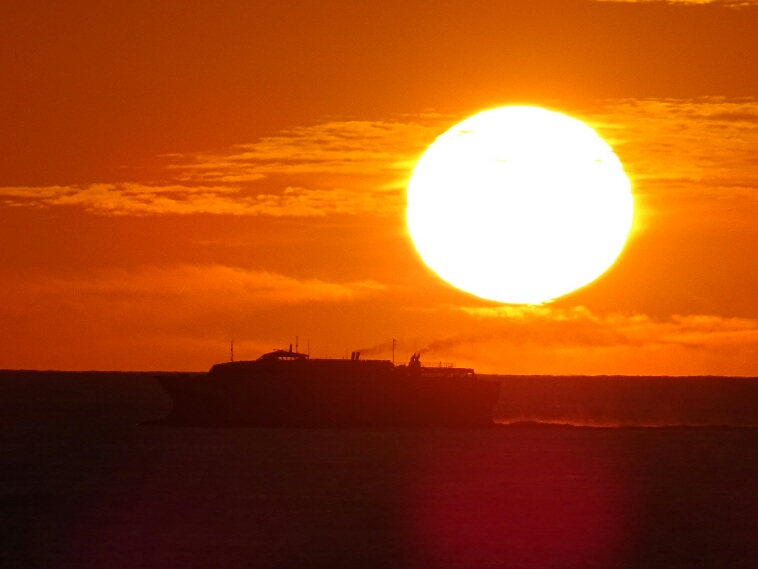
[156,359,501,427]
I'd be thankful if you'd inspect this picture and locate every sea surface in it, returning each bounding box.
[1,371,756,568]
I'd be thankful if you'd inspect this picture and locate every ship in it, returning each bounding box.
[155,346,501,427]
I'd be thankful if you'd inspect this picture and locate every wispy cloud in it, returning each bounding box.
[582,98,758,201]
[350,300,758,374]
[0,184,244,216]
[169,118,447,184]
[0,265,387,369]
[27,264,385,306]
[0,182,402,217]
[458,304,758,349]
[1,100,757,217]
[378,303,758,375]
[0,116,449,217]
[0,183,410,217]
[0,265,385,335]
[593,0,758,6]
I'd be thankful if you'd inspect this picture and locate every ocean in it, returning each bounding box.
[1,371,756,568]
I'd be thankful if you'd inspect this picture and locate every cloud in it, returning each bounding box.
[371,303,758,375]
[349,302,758,375]
[2,100,757,218]
[169,118,447,184]
[0,265,387,369]
[581,98,758,199]
[457,304,758,349]
[593,0,758,6]
[0,183,400,217]
[245,186,400,217]
[48,264,384,304]
[569,98,758,237]
[0,184,246,216]
[0,116,451,217]
[1,265,385,327]
[359,305,758,375]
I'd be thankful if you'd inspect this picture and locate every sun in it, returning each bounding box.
[406,106,633,304]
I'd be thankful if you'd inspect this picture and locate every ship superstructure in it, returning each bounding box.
[156,347,500,427]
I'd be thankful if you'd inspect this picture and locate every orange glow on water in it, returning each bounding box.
[403,431,632,567]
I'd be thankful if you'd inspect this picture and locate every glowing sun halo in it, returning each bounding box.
[406,106,633,304]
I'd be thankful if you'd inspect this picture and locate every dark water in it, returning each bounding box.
[1,372,757,568]
[486,374,758,429]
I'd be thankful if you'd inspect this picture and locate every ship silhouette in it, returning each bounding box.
[155,346,501,427]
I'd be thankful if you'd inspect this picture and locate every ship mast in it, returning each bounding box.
[230,339,234,362]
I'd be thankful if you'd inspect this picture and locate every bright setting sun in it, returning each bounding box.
[407,106,634,304]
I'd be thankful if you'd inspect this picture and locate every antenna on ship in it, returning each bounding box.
[230,339,234,363]
[296,336,299,353]
[392,338,396,365]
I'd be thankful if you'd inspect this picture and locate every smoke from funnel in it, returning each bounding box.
[355,340,392,357]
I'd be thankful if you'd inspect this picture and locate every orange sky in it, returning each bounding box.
[1,0,758,374]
